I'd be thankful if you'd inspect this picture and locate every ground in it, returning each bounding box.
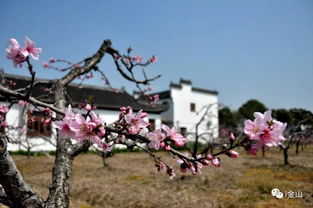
[1,146,313,208]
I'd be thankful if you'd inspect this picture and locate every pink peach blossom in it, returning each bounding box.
[125,110,149,134]
[131,55,143,63]
[42,62,50,68]
[147,129,166,150]
[24,36,42,60]
[0,104,9,114]
[149,55,157,63]
[6,38,28,67]
[85,104,92,111]
[212,157,221,167]
[244,110,287,153]
[162,124,186,147]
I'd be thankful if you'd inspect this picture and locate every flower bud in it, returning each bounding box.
[85,104,92,111]
[212,157,221,167]
[164,145,171,151]
[206,154,213,160]
[230,132,236,142]
[226,150,239,158]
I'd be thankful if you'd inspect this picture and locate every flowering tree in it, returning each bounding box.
[0,37,287,208]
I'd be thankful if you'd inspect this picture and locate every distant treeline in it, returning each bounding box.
[219,99,313,129]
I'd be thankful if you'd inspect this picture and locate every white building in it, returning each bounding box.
[144,79,219,143]
[1,74,167,151]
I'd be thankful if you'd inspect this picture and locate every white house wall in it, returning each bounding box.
[158,98,174,124]
[170,84,218,142]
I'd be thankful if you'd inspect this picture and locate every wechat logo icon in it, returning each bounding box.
[271,188,284,199]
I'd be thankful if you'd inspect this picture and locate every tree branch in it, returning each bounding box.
[0,136,44,208]
[0,85,65,115]
[59,40,112,86]
[0,185,13,207]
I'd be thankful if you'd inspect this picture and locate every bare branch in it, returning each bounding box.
[107,47,161,85]
[59,40,112,86]
[0,85,65,116]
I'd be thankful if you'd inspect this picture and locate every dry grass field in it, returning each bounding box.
[2,146,313,208]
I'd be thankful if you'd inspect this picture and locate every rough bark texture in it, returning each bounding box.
[45,139,73,208]
[0,137,44,208]
[45,81,73,208]
[0,185,13,207]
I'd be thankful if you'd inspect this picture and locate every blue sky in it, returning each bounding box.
[0,0,312,111]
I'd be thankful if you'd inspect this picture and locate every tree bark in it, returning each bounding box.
[45,81,73,208]
[0,136,44,208]
[101,152,109,167]
[283,146,289,165]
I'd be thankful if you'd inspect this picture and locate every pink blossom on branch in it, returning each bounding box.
[149,55,158,63]
[212,157,221,167]
[24,36,42,60]
[0,104,9,114]
[18,100,29,106]
[125,110,149,134]
[6,39,28,67]
[42,62,50,68]
[177,154,203,174]
[54,105,108,150]
[54,118,76,139]
[6,37,42,67]
[162,124,186,147]
[147,129,166,150]
[70,114,98,142]
[131,55,143,63]
[244,110,287,153]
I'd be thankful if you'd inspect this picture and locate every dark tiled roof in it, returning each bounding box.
[179,78,192,85]
[169,82,182,89]
[192,87,218,95]
[152,90,171,100]
[139,79,218,102]
[1,74,168,113]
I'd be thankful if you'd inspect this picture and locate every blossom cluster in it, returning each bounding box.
[244,110,287,154]
[6,37,42,67]
[54,105,110,151]
[122,107,149,134]
[147,125,187,150]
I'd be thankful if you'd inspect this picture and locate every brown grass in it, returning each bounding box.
[2,145,313,208]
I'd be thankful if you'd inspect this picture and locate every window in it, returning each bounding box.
[180,127,187,137]
[190,103,196,112]
[206,121,212,130]
[27,111,51,137]
[148,119,155,130]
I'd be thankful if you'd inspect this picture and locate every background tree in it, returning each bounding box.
[218,107,237,129]
[238,99,267,120]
